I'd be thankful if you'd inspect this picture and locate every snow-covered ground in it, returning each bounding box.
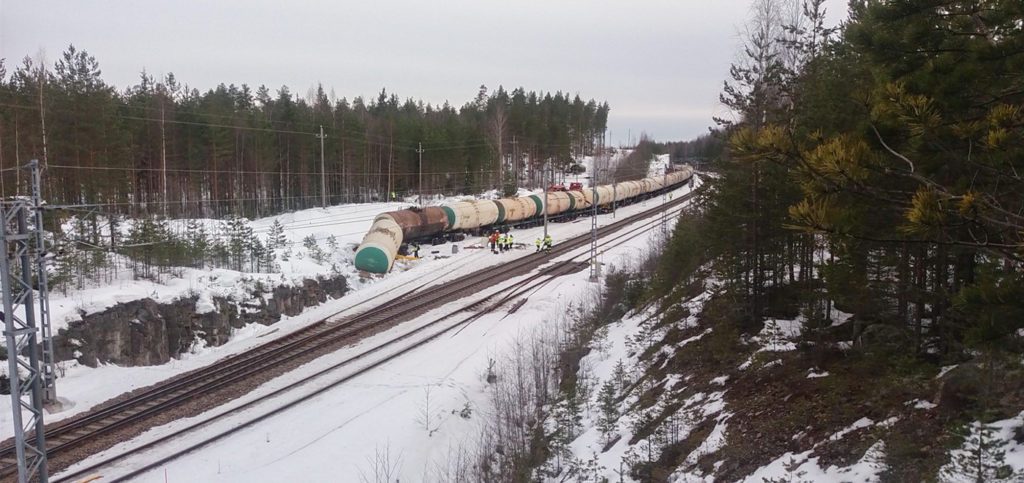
[0,154,681,478]
[8,151,1024,481]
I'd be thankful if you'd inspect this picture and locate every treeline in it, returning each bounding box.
[607,133,725,182]
[658,0,1024,360]
[0,46,609,218]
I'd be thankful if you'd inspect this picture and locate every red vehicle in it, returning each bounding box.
[547,182,584,192]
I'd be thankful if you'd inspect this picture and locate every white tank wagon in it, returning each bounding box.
[354,165,695,273]
[495,197,537,224]
[567,191,586,212]
[643,177,664,192]
[439,199,500,230]
[614,180,641,202]
[582,185,615,208]
[545,191,571,215]
[353,214,405,273]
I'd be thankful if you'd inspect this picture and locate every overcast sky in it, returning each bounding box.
[1,0,847,146]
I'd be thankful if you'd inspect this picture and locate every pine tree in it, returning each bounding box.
[941,421,1017,482]
[303,234,325,264]
[186,219,210,269]
[225,215,252,271]
[266,219,287,249]
[326,234,339,255]
[596,379,619,444]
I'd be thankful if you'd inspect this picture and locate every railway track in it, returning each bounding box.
[64,205,690,482]
[3,182,697,482]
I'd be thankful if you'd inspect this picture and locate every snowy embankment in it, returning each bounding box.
[525,289,1024,481]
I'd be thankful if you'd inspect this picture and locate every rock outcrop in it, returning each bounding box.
[53,275,348,367]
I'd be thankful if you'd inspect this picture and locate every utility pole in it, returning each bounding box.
[662,165,668,232]
[602,132,616,218]
[1,121,5,196]
[589,169,599,281]
[38,68,48,167]
[543,161,549,239]
[161,103,168,217]
[612,177,617,218]
[2,160,53,483]
[511,136,518,192]
[32,161,56,405]
[317,125,327,208]
[417,142,424,206]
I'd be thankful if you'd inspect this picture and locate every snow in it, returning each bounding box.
[3,164,699,481]
[560,311,655,480]
[744,440,888,482]
[195,291,218,314]
[936,364,959,379]
[743,417,891,481]
[754,318,804,353]
[11,155,1021,481]
[830,308,854,327]
[685,413,729,466]
[827,417,874,443]
[938,411,1024,482]
[908,399,938,410]
[678,327,712,348]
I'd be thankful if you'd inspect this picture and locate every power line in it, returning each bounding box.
[0,100,597,153]
[37,180,495,210]
[42,163,508,177]
[0,101,420,150]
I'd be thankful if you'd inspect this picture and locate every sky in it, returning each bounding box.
[1,0,847,146]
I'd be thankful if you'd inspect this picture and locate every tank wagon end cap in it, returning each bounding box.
[440,206,457,228]
[354,245,391,273]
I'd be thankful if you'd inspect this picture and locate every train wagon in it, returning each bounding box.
[354,165,694,273]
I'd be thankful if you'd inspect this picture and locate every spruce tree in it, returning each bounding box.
[596,379,619,444]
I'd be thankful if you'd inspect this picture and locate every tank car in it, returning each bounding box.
[566,190,585,212]
[544,191,571,216]
[441,199,500,230]
[354,165,695,273]
[495,197,537,224]
[353,214,405,273]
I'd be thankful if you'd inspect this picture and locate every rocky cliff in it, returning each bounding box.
[53,275,348,367]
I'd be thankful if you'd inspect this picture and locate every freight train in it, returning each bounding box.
[354,165,694,273]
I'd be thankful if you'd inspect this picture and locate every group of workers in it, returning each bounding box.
[536,235,553,253]
[487,230,553,254]
[489,231,516,253]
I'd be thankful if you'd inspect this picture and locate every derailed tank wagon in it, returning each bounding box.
[355,165,695,273]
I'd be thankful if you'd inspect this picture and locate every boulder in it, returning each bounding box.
[935,363,984,412]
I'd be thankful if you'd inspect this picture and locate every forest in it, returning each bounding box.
[641,0,1024,476]
[660,0,1024,366]
[0,49,610,218]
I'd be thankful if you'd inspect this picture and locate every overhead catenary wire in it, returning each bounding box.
[38,182,507,211]
[56,168,690,258]
[30,151,665,212]
[42,164,510,178]
[62,190,693,254]
[0,101,420,151]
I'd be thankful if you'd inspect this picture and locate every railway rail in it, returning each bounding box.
[3,182,697,482]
